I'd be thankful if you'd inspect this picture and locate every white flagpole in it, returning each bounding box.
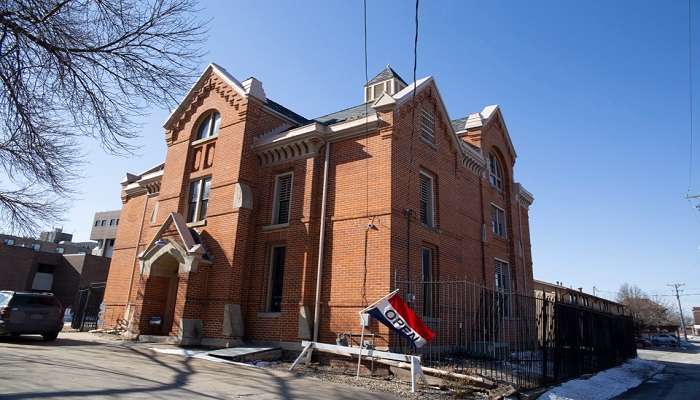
[355,314,366,379]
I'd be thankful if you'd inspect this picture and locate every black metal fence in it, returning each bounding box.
[390,280,636,389]
[71,283,106,331]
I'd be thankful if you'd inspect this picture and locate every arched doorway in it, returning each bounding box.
[141,251,180,335]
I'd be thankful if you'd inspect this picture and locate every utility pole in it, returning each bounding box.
[667,283,688,341]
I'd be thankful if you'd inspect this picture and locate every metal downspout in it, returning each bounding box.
[312,143,331,343]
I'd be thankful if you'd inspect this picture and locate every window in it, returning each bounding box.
[100,220,106,226]
[420,108,435,144]
[373,83,384,99]
[489,153,504,190]
[419,172,435,227]
[495,259,512,316]
[56,247,64,254]
[31,264,55,291]
[151,202,159,224]
[109,219,115,226]
[421,246,437,318]
[491,204,506,238]
[187,176,212,223]
[32,244,40,251]
[272,173,293,225]
[267,246,286,312]
[94,220,100,227]
[116,219,119,225]
[3,239,14,246]
[195,111,221,140]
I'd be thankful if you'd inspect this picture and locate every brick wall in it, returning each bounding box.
[102,69,535,347]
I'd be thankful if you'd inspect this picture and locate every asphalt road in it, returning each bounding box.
[0,331,399,400]
[615,339,700,400]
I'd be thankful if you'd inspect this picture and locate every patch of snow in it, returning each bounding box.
[541,358,663,400]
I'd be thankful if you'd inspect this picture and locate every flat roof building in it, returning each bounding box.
[90,210,121,258]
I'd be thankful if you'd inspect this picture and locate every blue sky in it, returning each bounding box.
[64,1,699,308]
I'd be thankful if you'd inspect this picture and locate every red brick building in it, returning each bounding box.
[102,64,535,348]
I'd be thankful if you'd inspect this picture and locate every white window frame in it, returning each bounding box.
[187,176,211,223]
[195,111,221,141]
[489,153,504,190]
[495,258,513,316]
[419,108,436,144]
[419,171,435,227]
[421,246,436,318]
[266,245,286,312]
[271,172,293,226]
[490,203,507,238]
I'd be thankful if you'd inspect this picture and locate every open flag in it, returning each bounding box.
[361,289,435,348]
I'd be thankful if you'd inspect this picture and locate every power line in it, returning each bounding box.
[689,0,695,194]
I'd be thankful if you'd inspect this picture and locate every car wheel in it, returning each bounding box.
[42,332,59,341]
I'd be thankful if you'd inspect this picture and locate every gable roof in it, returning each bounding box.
[451,105,517,159]
[163,63,308,130]
[139,212,208,259]
[366,65,407,86]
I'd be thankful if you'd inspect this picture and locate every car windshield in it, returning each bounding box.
[0,292,10,306]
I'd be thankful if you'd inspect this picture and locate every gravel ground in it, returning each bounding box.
[264,360,490,400]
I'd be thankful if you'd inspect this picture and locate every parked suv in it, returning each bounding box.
[0,291,63,341]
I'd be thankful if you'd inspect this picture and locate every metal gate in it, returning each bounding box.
[71,283,106,331]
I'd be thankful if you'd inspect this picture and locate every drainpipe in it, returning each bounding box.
[312,142,331,343]
[517,195,526,294]
[478,176,487,283]
[125,194,150,324]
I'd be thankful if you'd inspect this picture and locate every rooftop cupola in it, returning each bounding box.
[364,65,407,103]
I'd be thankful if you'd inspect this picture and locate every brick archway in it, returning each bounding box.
[140,248,181,335]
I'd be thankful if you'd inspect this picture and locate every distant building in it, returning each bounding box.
[39,227,73,244]
[0,242,110,307]
[693,307,700,335]
[0,233,94,255]
[533,280,626,315]
[90,210,121,258]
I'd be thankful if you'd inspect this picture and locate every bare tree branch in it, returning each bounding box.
[0,0,206,234]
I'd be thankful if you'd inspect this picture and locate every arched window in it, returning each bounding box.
[195,111,221,140]
[488,153,503,190]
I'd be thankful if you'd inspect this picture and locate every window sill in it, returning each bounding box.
[187,220,207,228]
[262,223,289,231]
[420,223,440,233]
[257,312,281,318]
[492,234,508,243]
[191,135,218,147]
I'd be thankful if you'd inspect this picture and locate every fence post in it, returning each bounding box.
[541,297,549,382]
